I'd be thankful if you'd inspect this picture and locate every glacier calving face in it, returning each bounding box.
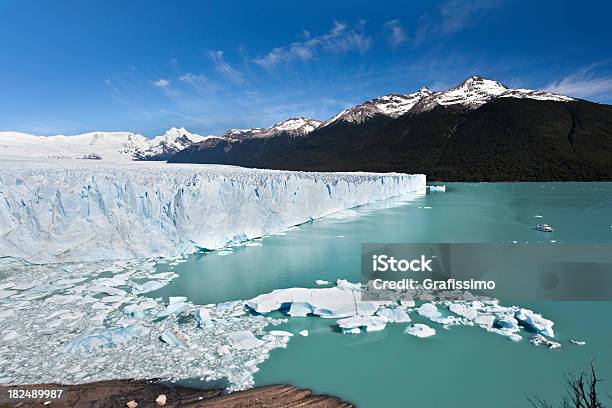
[0,161,425,263]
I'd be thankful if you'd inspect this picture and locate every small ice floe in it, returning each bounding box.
[423,206,432,209]
[159,329,185,347]
[530,334,561,349]
[3,331,19,341]
[405,323,436,338]
[515,308,555,337]
[448,303,479,321]
[427,185,446,192]
[535,224,554,232]
[337,235,345,238]
[64,325,149,352]
[229,330,265,350]
[375,306,411,323]
[315,280,330,286]
[534,215,543,218]
[123,298,157,318]
[269,330,293,337]
[132,280,168,295]
[298,330,309,337]
[194,307,212,327]
[0,290,17,299]
[570,339,586,346]
[337,316,387,333]
[157,300,187,318]
[217,250,234,256]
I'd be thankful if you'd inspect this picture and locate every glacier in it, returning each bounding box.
[0,160,425,263]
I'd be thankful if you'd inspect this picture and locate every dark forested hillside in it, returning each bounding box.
[170,98,612,181]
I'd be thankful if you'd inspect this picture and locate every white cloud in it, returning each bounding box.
[254,21,372,69]
[179,72,218,92]
[439,0,500,34]
[384,19,407,47]
[152,79,170,88]
[545,63,612,98]
[209,50,244,83]
[413,0,501,45]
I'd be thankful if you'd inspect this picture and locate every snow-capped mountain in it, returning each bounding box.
[136,127,215,160]
[0,128,214,161]
[411,76,573,113]
[324,76,574,125]
[325,88,434,126]
[222,117,322,141]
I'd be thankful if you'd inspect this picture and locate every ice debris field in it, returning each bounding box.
[0,256,567,392]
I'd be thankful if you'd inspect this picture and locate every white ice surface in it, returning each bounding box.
[0,161,425,263]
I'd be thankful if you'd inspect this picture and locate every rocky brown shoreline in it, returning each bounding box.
[0,380,354,408]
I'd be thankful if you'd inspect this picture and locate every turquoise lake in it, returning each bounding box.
[159,183,612,408]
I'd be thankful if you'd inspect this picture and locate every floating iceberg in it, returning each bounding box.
[375,306,411,323]
[298,330,309,337]
[229,331,265,350]
[405,324,436,338]
[246,286,381,319]
[337,316,387,333]
[530,334,561,349]
[269,330,293,337]
[515,308,555,337]
[427,185,446,192]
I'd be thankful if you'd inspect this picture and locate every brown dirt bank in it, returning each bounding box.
[0,380,354,408]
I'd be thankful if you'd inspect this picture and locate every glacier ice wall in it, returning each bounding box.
[0,161,425,263]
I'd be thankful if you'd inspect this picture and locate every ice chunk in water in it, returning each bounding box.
[159,329,185,347]
[515,308,555,337]
[269,330,293,337]
[194,307,212,327]
[229,331,265,350]
[64,325,149,352]
[376,307,411,323]
[337,316,387,333]
[405,324,436,338]
[133,280,168,295]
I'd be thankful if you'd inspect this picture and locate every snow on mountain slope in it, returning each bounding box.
[323,76,575,124]
[0,161,425,263]
[0,131,152,161]
[0,128,213,161]
[221,117,322,141]
[137,127,216,160]
[324,88,433,126]
[412,76,574,112]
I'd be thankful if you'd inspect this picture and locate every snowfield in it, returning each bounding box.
[0,160,425,263]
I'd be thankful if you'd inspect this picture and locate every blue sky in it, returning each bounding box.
[1,0,611,137]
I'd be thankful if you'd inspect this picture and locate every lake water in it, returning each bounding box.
[159,183,612,407]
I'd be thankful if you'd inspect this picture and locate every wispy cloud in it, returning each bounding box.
[384,19,407,47]
[179,72,218,92]
[545,63,612,98]
[254,21,372,69]
[209,50,244,83]
[439,0,500,34]
[152,78,170,88]
[414,0,502,45]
